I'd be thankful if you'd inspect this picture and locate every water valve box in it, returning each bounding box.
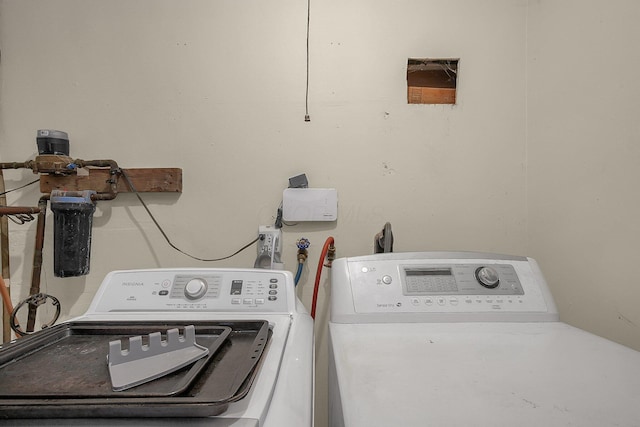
[282,188,338,222]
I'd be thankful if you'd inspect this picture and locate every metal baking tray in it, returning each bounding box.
[0,320,270,418]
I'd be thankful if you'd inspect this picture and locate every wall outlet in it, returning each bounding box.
[255,225,283,269]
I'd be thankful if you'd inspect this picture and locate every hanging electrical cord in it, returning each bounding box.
[120,169,258,262]
[295,237,310,286]
[311,236,335,319]
[304,0,312,122]
[0,178,40,197]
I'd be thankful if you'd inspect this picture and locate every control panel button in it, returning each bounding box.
[184,278,208,300]
[382,275,393,285]
[475,266,500,288]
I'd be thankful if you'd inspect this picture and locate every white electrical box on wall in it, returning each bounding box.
[283,188,338,222]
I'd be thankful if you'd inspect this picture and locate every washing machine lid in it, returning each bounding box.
[329,321,640,426]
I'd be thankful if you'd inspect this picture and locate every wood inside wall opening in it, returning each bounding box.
[407,58,458,104]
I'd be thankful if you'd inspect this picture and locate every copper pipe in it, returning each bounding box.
[73,159,120,200]
[76,159,118,169]
[0,158,119,334]
[0,161,33,170]
[26,196,49,332]
[0,170,10,342]
[0,207,41,216]
[3,158,121,200]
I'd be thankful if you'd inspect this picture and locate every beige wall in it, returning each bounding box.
[1,1,638,426]
[527,0,640,352]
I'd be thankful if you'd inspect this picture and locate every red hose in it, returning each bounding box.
[0,276,24,338]
[311,236,335,320]
[0,276,14,316]
[1,276,28,339]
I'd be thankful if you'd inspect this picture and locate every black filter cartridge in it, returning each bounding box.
[50,190,97,277]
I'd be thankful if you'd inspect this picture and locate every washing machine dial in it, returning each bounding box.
[475,266,500,289]
[184,278,208,300]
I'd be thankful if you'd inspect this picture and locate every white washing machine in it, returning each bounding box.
[329,252,640,427]
[0,268,314,426]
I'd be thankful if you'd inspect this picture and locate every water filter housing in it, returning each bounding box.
[50,190,97,277]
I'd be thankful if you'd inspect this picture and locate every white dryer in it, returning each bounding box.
[329,252,640,427]
[0,268,314,426]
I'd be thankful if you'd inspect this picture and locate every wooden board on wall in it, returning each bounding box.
[408,87,456,104]
[39,168,182,193]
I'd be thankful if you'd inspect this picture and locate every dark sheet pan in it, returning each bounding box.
[0,320,270,418]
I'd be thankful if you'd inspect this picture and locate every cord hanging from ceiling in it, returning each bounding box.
[304,0,311,122]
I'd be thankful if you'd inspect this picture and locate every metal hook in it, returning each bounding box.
[10,293,61,336]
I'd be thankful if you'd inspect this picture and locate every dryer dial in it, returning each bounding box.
[475,266,500,289]
[184,278,208,300]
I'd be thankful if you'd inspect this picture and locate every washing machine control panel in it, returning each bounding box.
[89,268,293,313]
[331,252,558,322]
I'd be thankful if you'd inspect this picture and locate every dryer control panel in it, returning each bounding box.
[331,252,559,323]
[401,264,524,296]
[88,268,294,314]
